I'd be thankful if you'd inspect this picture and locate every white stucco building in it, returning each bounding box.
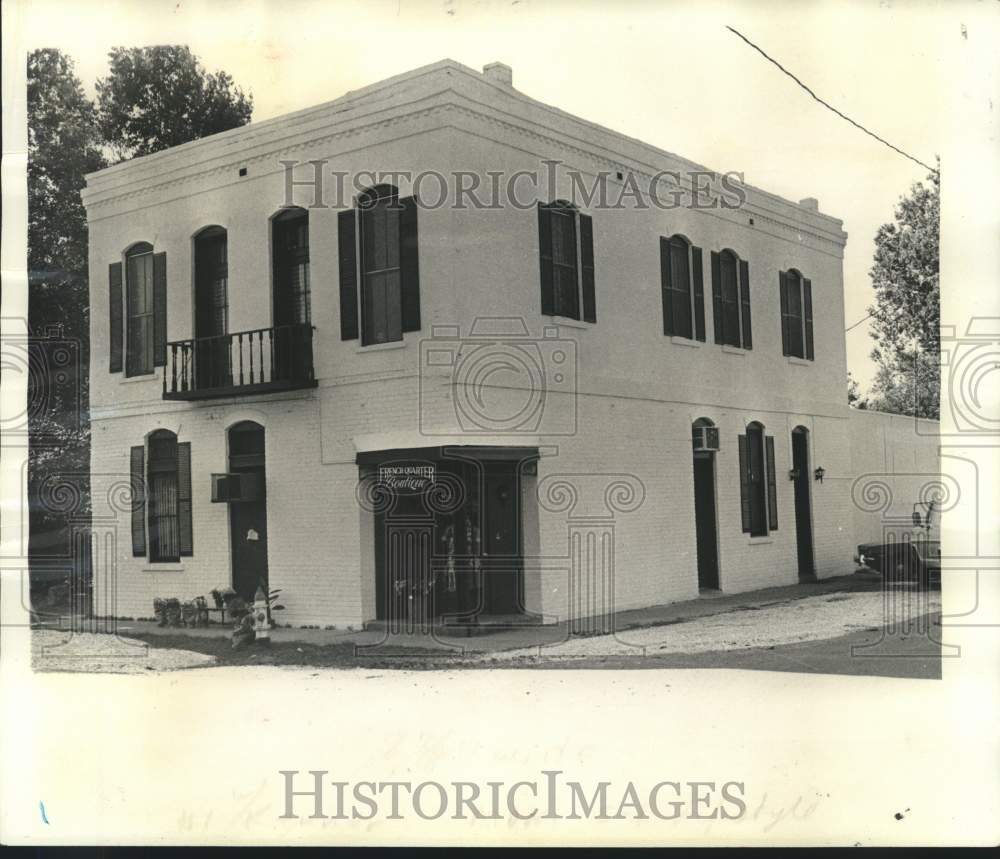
[83,59,938,629]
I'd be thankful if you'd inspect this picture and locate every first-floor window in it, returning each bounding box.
[538,200,596,323]
[738,422,778,537]
[780,269,814,360]
[131,431,193,561]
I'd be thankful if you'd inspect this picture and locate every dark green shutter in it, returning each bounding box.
[711,251,723,344]
[692,246,706,342]
[400,195,421,332]
[738,434,751,534]
[579,213,596,323]
[338,209,359,340]
[109,263,123,373]
[803,278,814,360]
[153,252,167,367]
[538,204,554,315]
[779,271,790,356]
[178,441,193,556]
[765,435,778,530]
[130,445,146,556]
[738,258,752,350]
[660,237,673,335]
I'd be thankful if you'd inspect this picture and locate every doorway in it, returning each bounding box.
[369,449,526,625]
[692,418,720,591]
[228,422,269,599]
[792,426,815,580]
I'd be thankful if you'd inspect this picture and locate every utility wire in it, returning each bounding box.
[726,25,937,174]
[845,313,873,333]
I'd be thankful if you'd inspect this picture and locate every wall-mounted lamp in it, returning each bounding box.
[814,466,826,483]
[788,468,800,481]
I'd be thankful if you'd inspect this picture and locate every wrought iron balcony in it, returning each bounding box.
[163,324,317,400]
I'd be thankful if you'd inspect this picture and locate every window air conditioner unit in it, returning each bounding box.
[692,426,720,452]
[211,472,261,503]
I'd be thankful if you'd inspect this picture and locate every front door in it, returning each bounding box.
[482,464,522,615]
[228,423,269,600]
[693,453,720,590]
[374,488,435,628]
[792,428,815,579]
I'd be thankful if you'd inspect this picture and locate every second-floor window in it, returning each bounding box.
[711,249,752,349]
[779,269,814,360]
[109,243,166,377]
[538,200,596,323]
[337,185,421,345]
[660,234,705,340]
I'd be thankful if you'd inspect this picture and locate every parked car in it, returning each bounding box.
[855,501,940,587]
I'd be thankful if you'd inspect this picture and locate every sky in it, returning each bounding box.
[8,0,953,389]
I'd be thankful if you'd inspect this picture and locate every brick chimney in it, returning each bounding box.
[483,62,513,86]
[798,197,819,212]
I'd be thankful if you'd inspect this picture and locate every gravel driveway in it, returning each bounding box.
[480,589,941,662]
[32,629,216,674]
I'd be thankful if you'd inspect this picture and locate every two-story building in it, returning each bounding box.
[83,59,883,630]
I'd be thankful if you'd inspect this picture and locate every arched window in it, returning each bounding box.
[779,268,814,360]
[138,430,193,562]
[692,417,718,451]
[661,235,705,341]
[711,248,751,349]
[538,199,596,323]
[125,242,155,376]
[738,421,777,537]
[272,208,310,327]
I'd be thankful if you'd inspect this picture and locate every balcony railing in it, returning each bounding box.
[163,323,317,400]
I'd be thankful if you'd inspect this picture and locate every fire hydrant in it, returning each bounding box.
[254,585,270,646]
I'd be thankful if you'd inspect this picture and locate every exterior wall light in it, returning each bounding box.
[814,466,825,483]
[788,468,800,481]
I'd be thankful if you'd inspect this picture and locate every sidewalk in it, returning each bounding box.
[107,570,882,654]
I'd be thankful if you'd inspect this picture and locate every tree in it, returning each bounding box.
[96,46,253,161]
[28,48,106,277]
[866,349,940,420]
[865,165,940,419]
[847,372,867,409]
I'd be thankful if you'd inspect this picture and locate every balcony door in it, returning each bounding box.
[272,208,311,382]
[194,227,230,389]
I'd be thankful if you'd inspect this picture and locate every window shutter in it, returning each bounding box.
[337,208,359,340]
[803,278,814,360]
[738,258,752,350]
[537,204,555,315]
[765,435,778,530]
[659,238,674,335]
[130,445,146,556]
[178,441,193,556]
[710,251,723,344]
[579,213,596,323]
[109,263,123,373]
[778,271,790,356]
[738,434,751,534]
[152,252,167,367]
[399,195,421,332]
[692,246,706,342]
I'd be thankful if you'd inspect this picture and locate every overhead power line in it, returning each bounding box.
[845,313,873,333]
[726,25,937,174]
